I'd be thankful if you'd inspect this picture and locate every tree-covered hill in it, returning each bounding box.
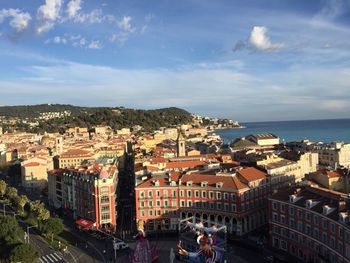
[0,104,193,133]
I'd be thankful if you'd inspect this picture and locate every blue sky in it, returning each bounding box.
[0,0,350,121]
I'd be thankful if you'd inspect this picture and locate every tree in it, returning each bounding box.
[14,195,28,212]
[0,180,6,198]
[42,218,64,238]
[5,187,18,201]
[30,200,50,221]
[9,243,39,263]
[0,215,24,245]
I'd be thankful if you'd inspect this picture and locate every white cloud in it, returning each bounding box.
[53,36,67,44]
[37,0,63,34]
[73,9,104,24]
[249,26,284,51]
[37,0,63,21]
[118,16,135,32]
[0,8,32,32]
[88,40,102,49]
[66,0,82,18]
[36,22,54,34]
[47,34,102,49]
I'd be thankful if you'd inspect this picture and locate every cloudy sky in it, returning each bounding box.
[0,0,350,121]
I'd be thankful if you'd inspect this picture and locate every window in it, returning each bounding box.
[272,212,278,222]
[313,229,319,239]
[101,196,109,204]
[202,191,207,198]
[231,204,236,212]
[172,190,177,197]
[202,202,207,209]
[163,190,168,197]
[141,211,145,217]
[149,210,153,216]
[280,240,287,251]
[223,193,228,200]
[216,192,221,200]
[330,223,335,233]
[209,191,214,199]
[281,215,286,224]
[180,190,184,197]
[187,190,192,197]
[289,206,294,216]
[195,202,201,208]
[101,206,109,212]
[139,191,145,198]
[180,200,185,207]
[156,210,161,216]
[322,219,327,230]
[148,201,153,207]
[224,203,229,211]
[195,191,200,198]
[140,201,145,208]
[148,191,152,198]
[187,201,192,207]
[164,200,168,207]
[101,213,110,220]
[306,212,311,221]
[217,202,222,210]
[100,187,109,193]
[156,190,160,197]
[297,209,302,219]
[156,200,161,206]
[314,215,319,225]
[281,204,285,212]
[209,202,214,209]
[231,194,236,202]
[272,202,278,211]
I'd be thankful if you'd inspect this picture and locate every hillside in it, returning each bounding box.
[0,104,193,133]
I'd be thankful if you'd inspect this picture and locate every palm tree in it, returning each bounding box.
[0,180,6,198]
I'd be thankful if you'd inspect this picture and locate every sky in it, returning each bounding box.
[0,0,350,122]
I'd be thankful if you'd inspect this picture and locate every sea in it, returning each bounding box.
[215,118,350,144]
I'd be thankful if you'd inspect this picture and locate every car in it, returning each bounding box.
[113,239,129,250]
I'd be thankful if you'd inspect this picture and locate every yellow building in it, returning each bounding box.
[55,149,95,168]
[21,157,52,190]
[308,169,345,192]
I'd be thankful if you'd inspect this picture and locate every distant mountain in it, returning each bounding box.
[0,104,193,133]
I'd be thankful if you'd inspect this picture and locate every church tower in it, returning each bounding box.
[177,129,186,157]
[55,137,63,155]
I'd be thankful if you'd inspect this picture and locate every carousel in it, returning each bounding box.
[177,215,227,263]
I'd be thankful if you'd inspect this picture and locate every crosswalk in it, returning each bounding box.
[39,252,64,263]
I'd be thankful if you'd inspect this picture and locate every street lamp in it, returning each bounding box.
[27,225,38,244]
[112,238,117,263]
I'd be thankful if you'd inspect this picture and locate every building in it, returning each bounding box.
[177,130,186,157]
[247,134,280,146]
[314,142,350,168]
[308,169,349,192]
[48,161,118,230]
[135,166,295,236]
[54,149,95,169]
[268,186,350,263]
[21,157,53,190]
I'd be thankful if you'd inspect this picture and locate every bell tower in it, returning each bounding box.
[55,137,63,155]
[177,129,186,157]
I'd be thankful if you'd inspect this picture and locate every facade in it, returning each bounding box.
[48,162,118,230]
[135,166,296,236]
[21,158,49,190]
[54,149,95,169]
[313,142,350,168]
[269,186,350,263]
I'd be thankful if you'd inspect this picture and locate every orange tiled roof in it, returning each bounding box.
[165,160,206,169]
[237,167,268,182]
[23,162,41,167]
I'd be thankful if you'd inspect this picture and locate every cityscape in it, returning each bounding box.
[1,1,350,263]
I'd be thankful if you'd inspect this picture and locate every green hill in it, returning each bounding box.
[0,104,193,133]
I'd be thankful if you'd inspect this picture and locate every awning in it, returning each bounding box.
[75,218,95,229]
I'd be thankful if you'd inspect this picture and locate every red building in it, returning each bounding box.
[135,166,284,236]
[268,186,350,263]
[48,162,118,230]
